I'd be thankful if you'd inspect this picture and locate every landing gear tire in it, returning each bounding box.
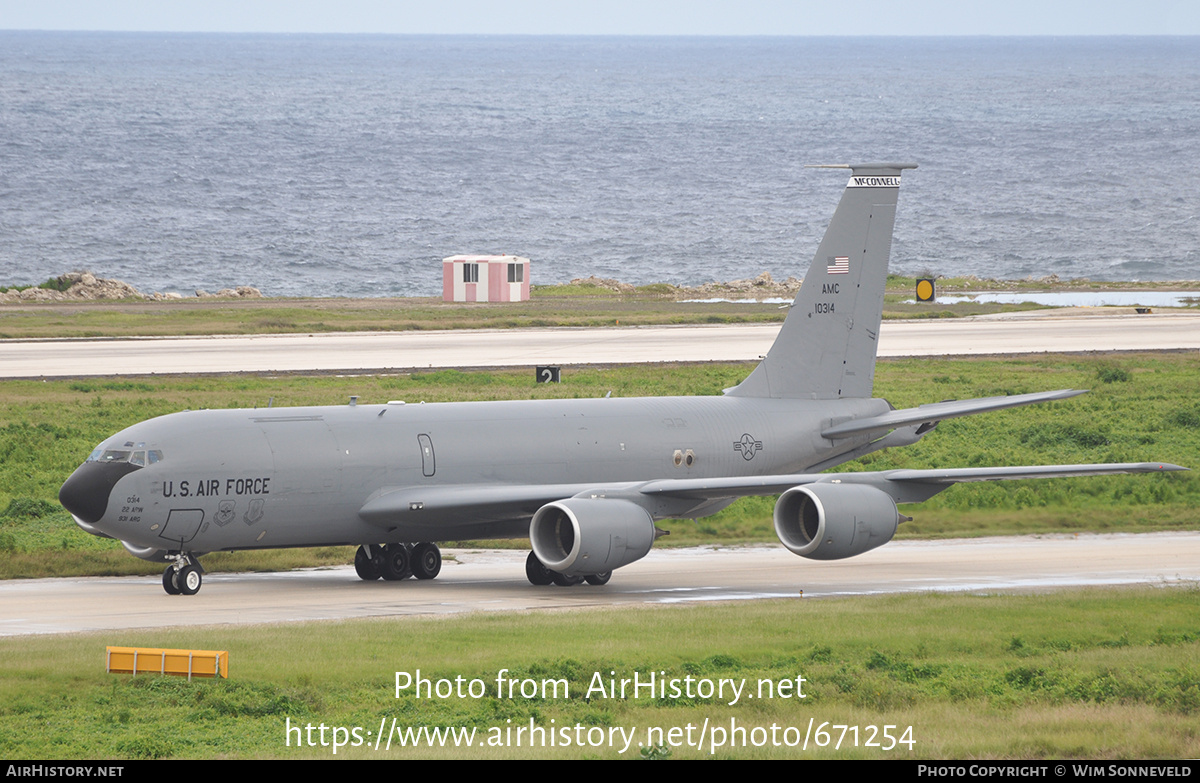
[584,572,612,586]
[355,545,381,580]
[381,544,411,581]
[411,542,442,580]
[178,565,202,596]
[525,551,554,586]
[551,571,584,587]
[162,566,181,595]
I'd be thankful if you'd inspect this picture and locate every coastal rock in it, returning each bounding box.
[0,271,142,302]
[0,272,264,303]
[569,276,637,293]
[216,287,263,298]
[558,272,801,299]
[678,271,802,300]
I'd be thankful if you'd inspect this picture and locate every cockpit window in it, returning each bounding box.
[86,447,163,465]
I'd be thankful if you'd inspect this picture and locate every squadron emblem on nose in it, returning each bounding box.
[734,433,763,461]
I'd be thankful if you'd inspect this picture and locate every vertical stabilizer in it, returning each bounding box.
[728,163,915,400]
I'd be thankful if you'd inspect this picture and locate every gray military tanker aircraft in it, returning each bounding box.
[59,163,1184,595]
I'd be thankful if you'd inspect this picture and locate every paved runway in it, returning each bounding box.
[2,534,1196,636]
[2,310,1198,378]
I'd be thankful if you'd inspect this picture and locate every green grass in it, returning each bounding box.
[0,587,1196,758]
[0,296,792,339]
[1,353,1196,578]
[8,272,1196,338]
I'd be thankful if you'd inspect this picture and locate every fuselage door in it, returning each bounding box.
[258,416,341,494]
[418,434,436,477]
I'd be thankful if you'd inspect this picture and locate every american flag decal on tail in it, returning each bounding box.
[827,256,849,275]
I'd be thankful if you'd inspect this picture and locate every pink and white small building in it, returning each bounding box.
[442,254,531,302]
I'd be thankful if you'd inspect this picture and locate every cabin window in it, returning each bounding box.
[507,263,523,283]
[462,263,479,283]
[418,434,436,477]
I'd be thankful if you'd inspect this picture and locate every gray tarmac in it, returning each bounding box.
[2,534,1196,636]
[2,310,1198,378]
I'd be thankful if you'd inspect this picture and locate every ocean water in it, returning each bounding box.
[1,33,1198,298]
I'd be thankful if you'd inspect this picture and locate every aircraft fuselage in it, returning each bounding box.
[65,394,888,555]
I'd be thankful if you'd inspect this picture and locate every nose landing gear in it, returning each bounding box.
[162,555,204,596]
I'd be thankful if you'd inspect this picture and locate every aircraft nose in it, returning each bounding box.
[59,461,141,527]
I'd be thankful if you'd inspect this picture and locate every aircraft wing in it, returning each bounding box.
[360,462,1185,528]
[359,482,642,527]
[821,389,1087,439]
[638,462,1186,505]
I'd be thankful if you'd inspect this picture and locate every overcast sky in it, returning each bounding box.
[1,0,1197,36]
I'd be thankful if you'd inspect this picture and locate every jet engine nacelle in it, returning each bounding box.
[773,483,900,560]
[530,498,656,576]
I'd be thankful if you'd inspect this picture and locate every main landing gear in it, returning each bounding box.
[162,554,204,596]
[525,551,611,587]
[355,543,442,582]
[354,545,607,586]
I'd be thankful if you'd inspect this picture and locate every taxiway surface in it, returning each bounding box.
[2,534,1196,636]
[2,311,1198,378]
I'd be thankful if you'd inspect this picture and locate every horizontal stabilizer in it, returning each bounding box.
[821,389,1088,439]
